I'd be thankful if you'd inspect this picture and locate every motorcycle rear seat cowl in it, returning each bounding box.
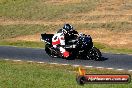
[41,33,54,44]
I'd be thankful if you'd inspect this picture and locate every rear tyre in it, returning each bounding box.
[88,47,102,61]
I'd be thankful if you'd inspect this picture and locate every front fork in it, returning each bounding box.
[50,47,62,57]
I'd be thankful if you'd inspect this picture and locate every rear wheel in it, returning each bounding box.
[88,47,102,61]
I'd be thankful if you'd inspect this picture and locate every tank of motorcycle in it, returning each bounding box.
[78,35,93,49]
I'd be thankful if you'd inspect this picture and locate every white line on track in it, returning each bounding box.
[27,61,33,63]
[50,63,58,65]
[13,60,22,62]
[96,67,104,69]
[4,59,9,61]
[37,62,45,64]
[116,69,124,71]
[3,59,132,72]
[128,70,132,72]
[85,66,93,68]
[61,64,69,66]
[106,68,114,70]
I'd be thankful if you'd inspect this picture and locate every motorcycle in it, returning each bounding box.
[41,33,102,60]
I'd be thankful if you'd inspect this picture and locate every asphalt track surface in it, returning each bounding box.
[0,46,132,71]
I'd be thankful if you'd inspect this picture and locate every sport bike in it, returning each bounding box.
[41,33,102,60]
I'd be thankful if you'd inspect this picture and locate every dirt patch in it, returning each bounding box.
[9,29,132,49]
[7,31,53,42]
[1,0,132,49]
[88,0,132,20]
[9,33,41,42]
[44,0,82,5]
[0,18,131,26]
[0,19,64,25]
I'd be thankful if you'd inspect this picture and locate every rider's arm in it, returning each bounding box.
[59,33,65,46]
[72,30,78,34]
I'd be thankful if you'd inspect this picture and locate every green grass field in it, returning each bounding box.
[0,24,131,54]
[0,0,98,20]
[0,40,132,54]
[0,0,131,87]
[0,40,44,48]
[0,59,131,88]
[0,0,131,54]
[0,22,131,40]
[75,22,132,31]
[0,24,58,40]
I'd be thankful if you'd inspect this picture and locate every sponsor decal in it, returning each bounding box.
[76,67,131,85]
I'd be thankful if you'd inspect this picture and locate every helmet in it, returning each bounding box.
[63,24,73,32]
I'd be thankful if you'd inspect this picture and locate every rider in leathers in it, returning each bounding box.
[52,24,78,58]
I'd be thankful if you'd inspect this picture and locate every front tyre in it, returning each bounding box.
[45,44,52,56]
[45,44,57,58]
[89,47,102,61]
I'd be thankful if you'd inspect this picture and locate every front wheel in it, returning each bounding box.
[88,47,102,61]
[45,44,58,58]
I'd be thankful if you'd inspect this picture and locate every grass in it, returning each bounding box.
[0,40,131,54]
[75,22,132,31]
[0,22,131,40]
[0,24,59,40]
[0,41,44,48]
[94,42,132,54]
[0,0,98,20]
[0,59,131,88]
[0,1,131,87]
[0,24,131,54]
[0,0,132,55]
